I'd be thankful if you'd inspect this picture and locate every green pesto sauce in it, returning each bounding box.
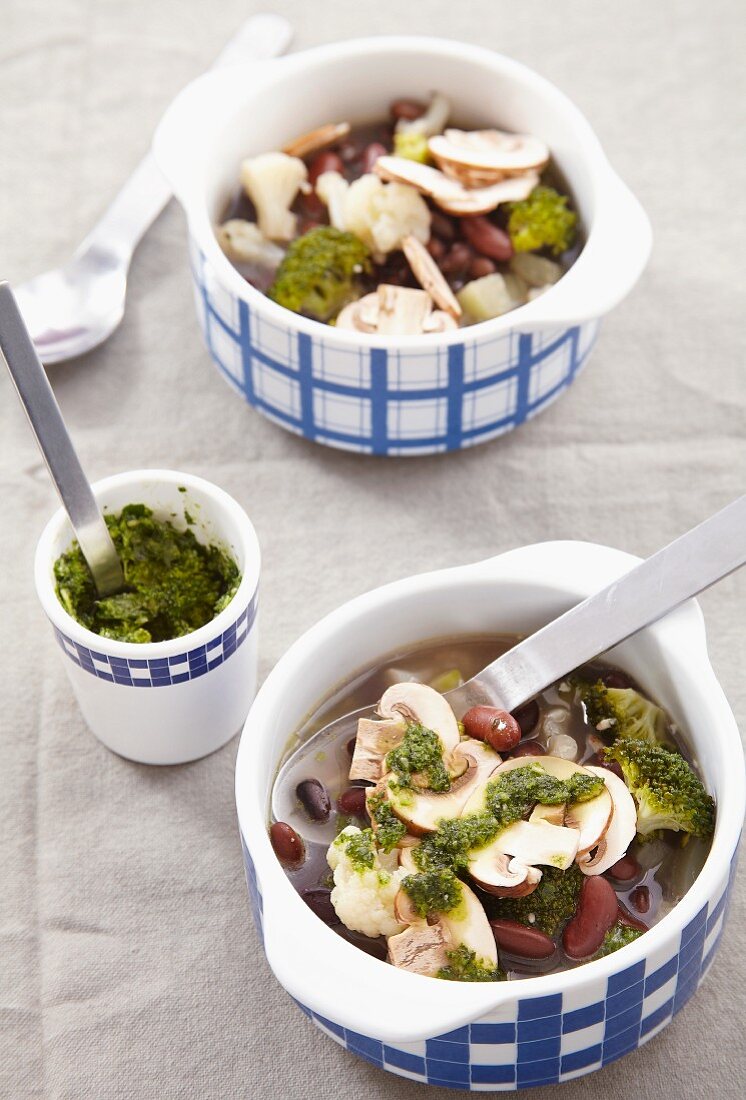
[335,828,376,872]
[412,766,605,877]
[437,945,505,983]
[402,869,463,918]
[591,921,644,960]
[386,722,451,792]
[53,503,241,644]
[494,864,583,935]
[367,792,407,852]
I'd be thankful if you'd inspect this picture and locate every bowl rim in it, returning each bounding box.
[34,468,261,659]
[235,540,744,1042]
[158,35,648,349]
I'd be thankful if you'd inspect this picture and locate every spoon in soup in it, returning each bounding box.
[0,282,124,595]
[272,495,746,825]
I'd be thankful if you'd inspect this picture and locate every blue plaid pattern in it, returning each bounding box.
[242,841,738,1089]
[193,245,599,455]
[53,591,257,687]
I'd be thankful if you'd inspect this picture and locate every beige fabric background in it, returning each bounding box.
[2,1,744,1097]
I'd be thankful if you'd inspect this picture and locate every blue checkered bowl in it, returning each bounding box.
[35,469,261,765]
[235,541,743,1088]
[153,38,651,456]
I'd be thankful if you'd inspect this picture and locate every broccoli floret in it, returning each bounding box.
[591,921,644,960]
[493,864,583,935]
[507,185,577,256]
[605,737,715,839]
[436,944,505,983]
[574,679,669,744]
[267,226,371,322]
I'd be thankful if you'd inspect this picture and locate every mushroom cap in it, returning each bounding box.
[335,290,458,335]
[485,754,613,855]
[378,682,461,755]
[389,877,497,975]
[485,817,580,871]
[401,234,462,319]
[375,156,539,216]
[468,849,543,898]
[577,765,638,876]
[386,738,502,835]
[376,285,433,336]
[440,879,497,969]
[282,121,351,159]
[429,129,549,184]
[387,919,449,975]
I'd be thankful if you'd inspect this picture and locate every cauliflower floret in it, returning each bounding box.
[315,171,349,231]
[331,174,430,258]
[240,152,307,242]
[216,220,285,269]
[327,826,407,940]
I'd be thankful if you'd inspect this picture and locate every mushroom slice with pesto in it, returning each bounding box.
[385,738,503,836]
[577,766,638,876]
[350,681,461,784]
[388,876,497,978]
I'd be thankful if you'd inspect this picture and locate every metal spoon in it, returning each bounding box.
[272,495,746,824]
[12,13,293,365]
[0,282,123,595]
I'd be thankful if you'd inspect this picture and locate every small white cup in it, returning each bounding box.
[35,469,261,765]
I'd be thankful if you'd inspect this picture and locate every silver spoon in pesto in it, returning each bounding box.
[272,495,746,829]
[0,281,124,595]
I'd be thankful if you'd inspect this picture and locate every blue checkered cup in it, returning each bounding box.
[153,36,651,457]
[235,542,743,1088]
[35,469,260,765]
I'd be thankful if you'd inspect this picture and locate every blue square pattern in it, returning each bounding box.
[194,247,600,455]
[53,591,257,687]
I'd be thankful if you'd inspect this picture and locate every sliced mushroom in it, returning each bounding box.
[374,155,539,216]
[429,129,549,186]
[350,715,407,782]
[388,877,496,976]
[468,850,542,898]
[484,818,580,871]
[577,766,638,876]
[529,802,566,827]
[282,121,351,159]
[402,234,462,319]
[336,291,457,335]
[377,285,433,335]
[386,739,502,835]
[490,754,613,855]
[378,682,461,753]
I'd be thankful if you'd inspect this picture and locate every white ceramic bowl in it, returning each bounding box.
[35,470,260,765]
[235,541,743,1088]
[153,37,651,456]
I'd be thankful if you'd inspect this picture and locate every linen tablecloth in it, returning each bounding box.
[2,0,744,1096]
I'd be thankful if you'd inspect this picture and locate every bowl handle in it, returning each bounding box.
[517,170,652,328]
[152,64,278,204]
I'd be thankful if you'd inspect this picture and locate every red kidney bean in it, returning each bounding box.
[460,216,514,261]
[270,821,305,868]
[360,142,388,174]
[512,699,540,738]
[337,786,368,817]
[588,753,625,781]
[296,778,331,822]
[462,707,521,752]
[440,242,473,274]
[308,150,345,185]
[617,902,648,932]
[563,876,619,959]
[491,919,556,960]
[338,140,358,163]
[336,926,389,961]
[346,736,357,758]
[470,256,497,279]
[608,853,641,881]
[426,237,446,261]
[507,740,545,760]
[301,886,338,925]
[430,212,457,241]
[629,885,650,914]
[601,670,635,689]
[390,98,426,122]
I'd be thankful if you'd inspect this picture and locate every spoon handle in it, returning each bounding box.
[0,283,124,596]
[463,496,746,713]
